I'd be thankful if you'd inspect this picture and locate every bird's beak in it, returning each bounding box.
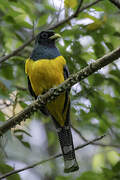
[49,33,61,40]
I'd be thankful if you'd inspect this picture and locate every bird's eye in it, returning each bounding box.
[40,32,48,39]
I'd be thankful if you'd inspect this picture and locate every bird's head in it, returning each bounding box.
[35,30,61,46]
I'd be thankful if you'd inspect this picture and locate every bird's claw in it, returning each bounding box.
[37,95,46,105]
[49,87,56,94]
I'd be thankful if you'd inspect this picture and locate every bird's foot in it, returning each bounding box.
[37,95,46,105]
[49,87,56,94]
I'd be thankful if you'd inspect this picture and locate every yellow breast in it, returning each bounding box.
[25,56,68,126]
[25,56,66,96]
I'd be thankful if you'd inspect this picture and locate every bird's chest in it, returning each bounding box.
[25,56,66,96]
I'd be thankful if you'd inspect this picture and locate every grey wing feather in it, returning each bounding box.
[62,65,70,115]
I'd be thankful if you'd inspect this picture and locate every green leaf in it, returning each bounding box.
[110,70,120,79]
[0,163,21,180]
[112,161,120,173]
[0,65,14,80]
[0,79,10,98]
[93,43,105,58]
[0,111,6,121]
[15,134,23,141]
[15,134,31,149]
[14,129,32,137]
[90,93,106,116]
[19,101,28,108]
[56,176,72,180]
[105,42,114,51]
[17,21,33,29]
[8,8,22,17]
[21,141,31,149]
[77,171,105,180]
[102,168,115,180]
[48,131,56,146]
[37,14,48,27]
[88,73,105,86]
[3,15,15,24]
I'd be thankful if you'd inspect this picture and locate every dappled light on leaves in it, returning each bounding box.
[0,0,120,179]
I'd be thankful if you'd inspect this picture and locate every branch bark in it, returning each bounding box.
[0,46,120,136]
[0,134,105,179]
[0,0,102,64]
[0,37,35,64]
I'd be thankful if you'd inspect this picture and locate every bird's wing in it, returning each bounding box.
[62,65,70,124]
[27,76,49,116]
[27,76,37,99]
[63,65,70,80]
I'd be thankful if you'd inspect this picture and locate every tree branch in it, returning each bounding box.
[0,0,102,64]
[0,37,35,64]
[109,0,120,9]
[72,126,120,148]
[0,134,105,179]
[74,0,84,17]
[43,0,103,30]
[0,46,120,136]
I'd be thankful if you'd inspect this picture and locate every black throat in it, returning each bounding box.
[30,43,60,60]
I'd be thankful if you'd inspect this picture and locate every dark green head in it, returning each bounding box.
[30,30,61,60]
[35,30,61,46]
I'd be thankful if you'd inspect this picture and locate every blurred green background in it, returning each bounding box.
[0,0,120,179]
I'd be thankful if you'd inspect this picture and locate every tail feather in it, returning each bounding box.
[57,126,79,173]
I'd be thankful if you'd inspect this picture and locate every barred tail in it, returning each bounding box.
[57,126,79,173]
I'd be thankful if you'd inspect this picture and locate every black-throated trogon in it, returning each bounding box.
[25,30,79,173]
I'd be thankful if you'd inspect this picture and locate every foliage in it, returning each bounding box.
[0,0,120,179]
[0,163,21,180]
[56,161,120,180]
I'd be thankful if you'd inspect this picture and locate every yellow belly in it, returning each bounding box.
[25,56,67,126]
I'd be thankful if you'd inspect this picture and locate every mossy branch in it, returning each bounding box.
[0,46,120,136]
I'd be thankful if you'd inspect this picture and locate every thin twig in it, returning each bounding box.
[0,46,120,136]
[0,134,105,179]
[74,0,84,17]
[72,126,120,148]
[0,0,102,64]
[0,37,35,64]
[109,127,120,140]
[72,125,88,141]
[49,0,102,30]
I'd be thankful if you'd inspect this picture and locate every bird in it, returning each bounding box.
[25,30,79,173]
